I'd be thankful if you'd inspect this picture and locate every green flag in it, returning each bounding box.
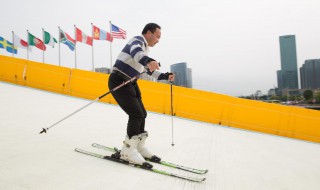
[28,32,46,51]
[44,31,57,48]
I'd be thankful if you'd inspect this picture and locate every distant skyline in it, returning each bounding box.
[1,0,320,96]
[170,62,192,88]
[278,35,299,91]
[300,59,320,90]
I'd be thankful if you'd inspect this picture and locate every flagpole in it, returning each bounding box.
[42,28,45,63]
[12,31,14,57]
[26,30,29,60]
[91,23,94,72]
[58,26,61,66]
[74,25,77,69]
[109,21,113,71]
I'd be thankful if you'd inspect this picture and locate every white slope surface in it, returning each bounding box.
[1,81,320,190]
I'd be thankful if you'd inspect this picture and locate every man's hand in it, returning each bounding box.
[147,61,160,72]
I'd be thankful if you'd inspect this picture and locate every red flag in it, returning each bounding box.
[75,27,93,46]
[92,25,113,42]
[111,23,126,39]
[13,34,29,50]
[28,32,46,51]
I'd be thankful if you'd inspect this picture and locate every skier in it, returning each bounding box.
[108,23,174,167]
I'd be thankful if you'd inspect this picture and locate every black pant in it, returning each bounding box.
[108,73,147,138]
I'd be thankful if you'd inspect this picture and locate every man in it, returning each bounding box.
[108,23,174,168]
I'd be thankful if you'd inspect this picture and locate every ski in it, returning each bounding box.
[92,143,208,175]
[75,148,206,183]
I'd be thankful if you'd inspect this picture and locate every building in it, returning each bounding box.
[300,59,320,90]
[95,67,111,74]
[277,35,299,92]
[186,68,193,88]
[170,62,192,88]
[276,70,283,90]
[268,88,281,97]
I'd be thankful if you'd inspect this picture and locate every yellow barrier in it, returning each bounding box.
[69,69,110,101]
[1,55,320,143]
[0,56,27,86]
[24,61,71,95]
[0,55,71,94]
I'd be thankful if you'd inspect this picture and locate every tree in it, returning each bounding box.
[303,90,313,101]
[314,91,320,103]
[270,95,280,100]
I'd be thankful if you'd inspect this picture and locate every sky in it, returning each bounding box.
[1,0,320,96]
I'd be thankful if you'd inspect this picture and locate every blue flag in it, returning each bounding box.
[0,36,18,54]
[59,29,75,51]
[111,24,127,39]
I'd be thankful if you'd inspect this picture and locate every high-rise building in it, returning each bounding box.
[277,35,299,91]
[300,59,320,89]
[186,68,193,88]
[276,70,283,90]
[170,62,192,88]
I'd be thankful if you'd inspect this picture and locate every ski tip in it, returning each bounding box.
[189,177,206,183]
[114,147,120,152]
[197,170,208,175]
[197,170,209,174]
[39,128,47,134]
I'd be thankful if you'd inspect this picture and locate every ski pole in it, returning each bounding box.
[170,81,175,146]
[39,70,146,134]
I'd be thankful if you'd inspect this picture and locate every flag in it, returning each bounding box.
[92,25,113,42]
[59,29,76,51]
[0,36,17,54]
[13,33,29,50]
[44,31,57,48]
[28,32,46,51]
[111,24,127,39]
[75,27,93,46]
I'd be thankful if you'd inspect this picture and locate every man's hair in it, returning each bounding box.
[142,23,161,34]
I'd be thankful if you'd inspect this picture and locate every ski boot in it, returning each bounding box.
[138,132,161,163]
[119,135,153,169]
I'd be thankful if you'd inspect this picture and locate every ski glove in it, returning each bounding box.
[158,72,174,81]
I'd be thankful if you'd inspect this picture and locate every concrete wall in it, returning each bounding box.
[1,55,320,143]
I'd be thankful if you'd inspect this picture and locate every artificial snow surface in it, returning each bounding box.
[1,81,320,190]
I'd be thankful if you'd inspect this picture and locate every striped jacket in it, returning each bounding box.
[113,35,166,80]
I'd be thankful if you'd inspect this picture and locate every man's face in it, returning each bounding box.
[146,28,161,47]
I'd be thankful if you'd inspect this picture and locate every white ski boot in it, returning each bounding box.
[120,135,153,168]
[138,132,161,162]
